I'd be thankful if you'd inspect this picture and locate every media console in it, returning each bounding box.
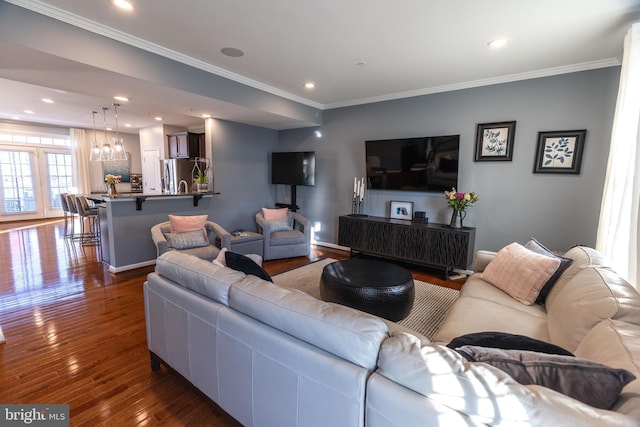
[337,215,475,278]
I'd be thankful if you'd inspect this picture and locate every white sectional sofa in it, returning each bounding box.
[144,246,640,426]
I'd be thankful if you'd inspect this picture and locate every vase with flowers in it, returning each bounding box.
[444,187,479,228]
[105,174,122,196]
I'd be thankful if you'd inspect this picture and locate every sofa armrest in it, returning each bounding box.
[206,221,231,250]
[255,213,271,246]
[473,250,497,272]
[291,212,311,243]
[150,224,169,256]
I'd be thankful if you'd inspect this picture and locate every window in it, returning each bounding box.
[0,150,35,214]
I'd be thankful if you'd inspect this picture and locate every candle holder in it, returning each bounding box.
[351,196,365,216]
[350,176,368,217]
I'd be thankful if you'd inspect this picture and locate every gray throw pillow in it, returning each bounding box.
[164,228,209,249]
[456,345,636,410]
[266,216,293,232]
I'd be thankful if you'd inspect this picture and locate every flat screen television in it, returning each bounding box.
[271,151,316,187]
[366,135,459,192]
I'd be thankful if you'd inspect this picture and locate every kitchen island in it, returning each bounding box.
[92,192,218,273]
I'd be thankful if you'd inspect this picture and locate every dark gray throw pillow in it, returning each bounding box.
[225,251,272,282]
[525,238,573,305]
[456,345,636,410]
[448,331,574,357]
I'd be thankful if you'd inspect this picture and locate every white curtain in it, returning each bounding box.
[70,128,91,194]
[596,23,640,288]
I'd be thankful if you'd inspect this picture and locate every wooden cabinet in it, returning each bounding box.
[168,132,205,159]
[338,215,475,277]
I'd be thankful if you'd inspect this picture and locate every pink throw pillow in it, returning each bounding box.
[262,207,288,221]
[482,242,561,305]
[212,247,227,267]
[169,214,208,233]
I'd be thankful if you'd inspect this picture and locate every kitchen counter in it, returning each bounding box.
[95,191,219,273]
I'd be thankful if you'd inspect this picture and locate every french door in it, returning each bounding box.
[0,145,73,221]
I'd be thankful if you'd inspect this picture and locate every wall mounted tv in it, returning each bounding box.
[271,151,316,187]
[366,135,459,192]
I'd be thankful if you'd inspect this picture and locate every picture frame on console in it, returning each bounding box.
[474,121,516,161]
[389,201,414,220]
[533,130,587,174]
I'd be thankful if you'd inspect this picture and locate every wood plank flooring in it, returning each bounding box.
[0,219,462,426]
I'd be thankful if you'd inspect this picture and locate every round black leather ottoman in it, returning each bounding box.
[319,259,415,321]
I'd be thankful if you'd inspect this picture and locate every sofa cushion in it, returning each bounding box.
[524,238,573,304]
[155,251,246,305]
[431,295,549,345]
[545,265,640,351]
[225,251,272,282]
[575,319,640,419]
[229,275,388,370]
[481,242,561,305]
[447,331,573,356]
[168,214,208,232]
[164,228,209,249]
[270,229,305,246]
[376,332,637,426]
[456,346,635,410]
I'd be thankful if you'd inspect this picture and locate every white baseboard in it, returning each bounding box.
[312,241,350,252]
[107,259,156,274]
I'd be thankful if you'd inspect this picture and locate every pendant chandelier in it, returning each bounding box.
[111,103,128,161]
[89,110,101,161]
[89,105,128,162]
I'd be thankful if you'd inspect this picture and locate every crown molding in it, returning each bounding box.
[5,0,623,114]
[323,58,621,110]
[4,0,324,110]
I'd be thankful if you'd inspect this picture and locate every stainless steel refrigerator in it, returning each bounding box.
[160,159,194,194]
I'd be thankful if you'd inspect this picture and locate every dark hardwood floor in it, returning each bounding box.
[0,219,462,426]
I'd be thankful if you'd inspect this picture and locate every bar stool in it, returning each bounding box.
[76,195,101,249]
[59,193,71,239]
[65,194,80,241]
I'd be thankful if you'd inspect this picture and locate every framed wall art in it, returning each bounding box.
[389,201,414,220]
[533,130,586,174]
[474,121,517,161]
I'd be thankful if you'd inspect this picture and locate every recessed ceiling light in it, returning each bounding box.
[41,98,54,104]
[114,96,129,102]
[304,82,315,89]
[154,116,162,121]
[487,38,508,49]
[124,123,132,128]
[112,0,134,11]
[201,114,211,119]
[24,110,34,114]
[221,47,244,58]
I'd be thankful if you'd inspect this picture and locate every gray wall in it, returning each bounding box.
[206,119,279,232]
[277,68,620,253]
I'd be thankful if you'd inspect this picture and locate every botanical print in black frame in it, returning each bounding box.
[534,130,587,174]
[474,121,516,161]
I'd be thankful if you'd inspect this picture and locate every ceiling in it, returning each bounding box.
[0,0,637,132]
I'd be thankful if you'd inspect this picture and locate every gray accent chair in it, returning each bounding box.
[255,211,311,260]
[150,220,232,261]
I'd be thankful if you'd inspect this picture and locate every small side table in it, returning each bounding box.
[228,231,264,257]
